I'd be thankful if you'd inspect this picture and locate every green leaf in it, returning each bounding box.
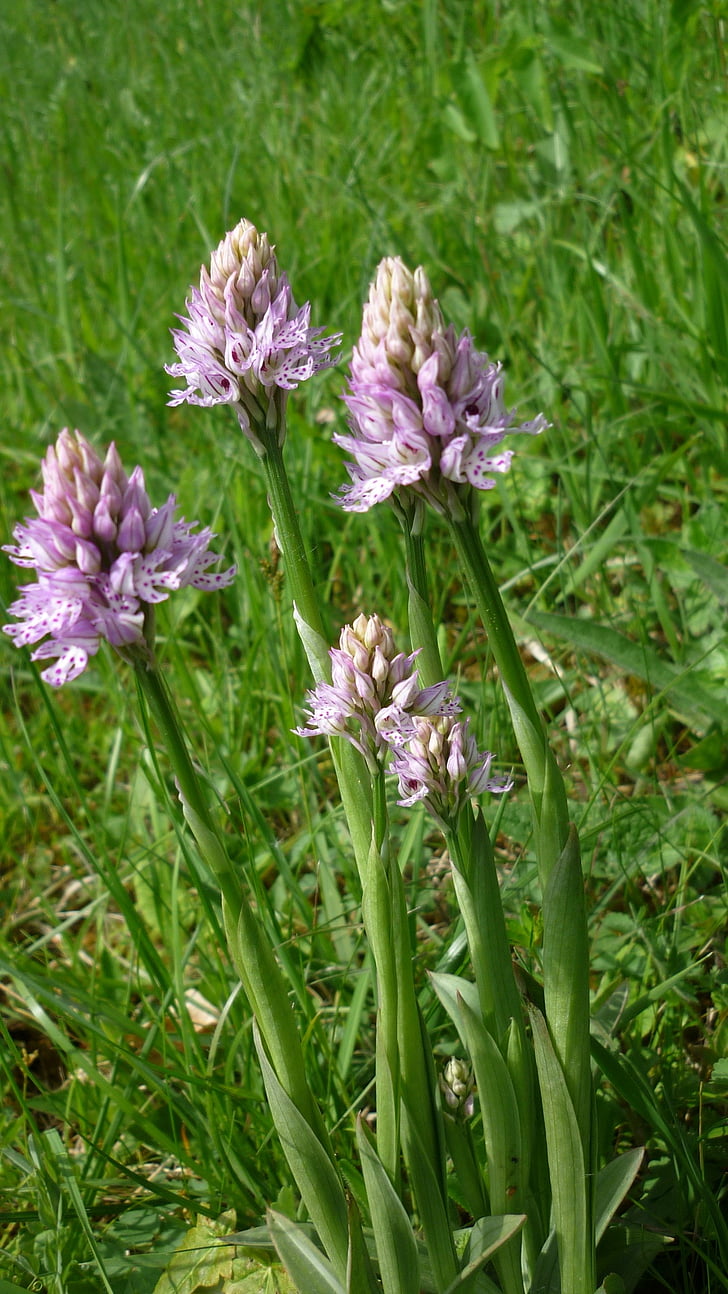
[594,1224,673,1294]
[545,34,603,74]
[541,825,592,1149]
[345,1193,379,1294]
[594,1278,626,1294]
[356,1118,420,1294]
[529,1006,594,1294]
[492,201,541,235]
[39,1130,115,1294]
[457,52,500,149]
[455,995,523,1215]
[511,50,553,131]
[442,1216,528,1294]
[225,1257,297,1293]
[526,609,722,732]
[429,972,481,1040]
[595,1148,644,1244]
[443,101,477,144]
[267,1212,345,1294]
[152,1213,236,1294]
[678,726,728,774]
[683,548,728,606]
[399,1101,459,1292]
[254,1027,349,1283]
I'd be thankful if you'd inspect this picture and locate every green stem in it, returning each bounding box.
[134,660,321,1124]
[447,511,569,887]
[400,509,527,1051]
[442,1115,487,1220]
[447,813,524,1047]
[401,505,536,1279]
[363,770,458,1287]
[259,435,373,876]
[137,663,350,1260]
[362,769,401,1187]
[260,435,329,679]
[447,508,595,1286]
[401,522,445,686]
[446,814,534,1294]
[133,661,241,916]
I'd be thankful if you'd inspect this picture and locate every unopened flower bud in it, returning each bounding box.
[440,1058,475,1118]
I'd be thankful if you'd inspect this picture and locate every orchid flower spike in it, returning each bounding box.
[336,256,547,516]
[3,429,236,686]
[167,218,342,451]
[387,713,512,832]
[295,612,459,772]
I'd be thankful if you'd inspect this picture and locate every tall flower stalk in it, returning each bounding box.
[168,221,377,874]
[297,614,465,1287]
[4,428,367,1290]
[398,507,541,1289]
[337,254,596,1294]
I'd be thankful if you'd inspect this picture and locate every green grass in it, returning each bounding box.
[1,1,726,1290]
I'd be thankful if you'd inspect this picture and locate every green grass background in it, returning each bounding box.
[0,1,726,1290]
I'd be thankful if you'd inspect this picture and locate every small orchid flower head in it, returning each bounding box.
[335,255,547,516]
[295,612,459,771]
[3,429,236,686]
[167,218,342,451]
[440,1057,476,1119]
[388,713,512,831]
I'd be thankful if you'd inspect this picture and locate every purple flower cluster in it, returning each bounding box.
[3,430,236,686]
[297,613,510,824]
[335,257,547,514]
[389,715,512,830]
[167,219,342,446]
[295,613,459,771]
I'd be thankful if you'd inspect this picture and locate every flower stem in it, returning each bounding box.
[260,435,329,680]
[447,507,595,1286]
[133,660,241,916]
[134,660,322,1122]
[447,511,569,886]
[400,521,445,687]
[362,769,401,1187]
[362,771,458,1287]
[447,812,523,1044]
[259,434,373,878]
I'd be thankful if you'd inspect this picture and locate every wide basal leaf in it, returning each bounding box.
[152,1212,236,1294]
[443,1216,528,1294]
[267,1212,345,1294]
[356,1118,420,1294]
[253,1026,349,1282]
[595,1148,645,1244]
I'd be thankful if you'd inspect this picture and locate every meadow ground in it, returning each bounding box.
[0,1,726,1290]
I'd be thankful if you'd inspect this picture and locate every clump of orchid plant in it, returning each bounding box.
[2,226,646,1294]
